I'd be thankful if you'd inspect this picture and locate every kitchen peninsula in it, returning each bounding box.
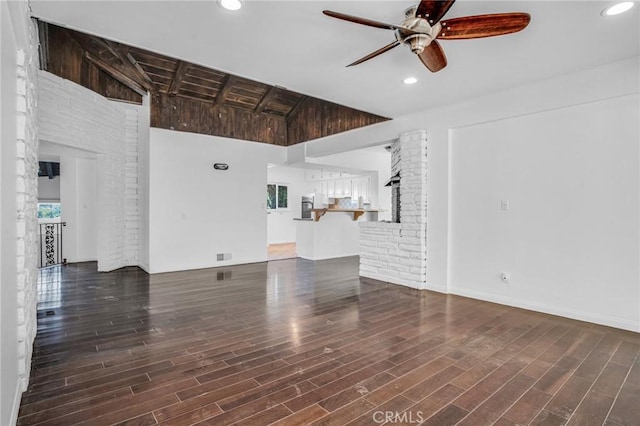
[296,208,379,260]
[311,208,380,222]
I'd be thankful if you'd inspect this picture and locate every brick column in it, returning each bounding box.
[124,109,139,265]
[359,130,428,289]
[15,17,40,390]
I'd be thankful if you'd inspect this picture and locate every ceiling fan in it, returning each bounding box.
[323,0,531,72]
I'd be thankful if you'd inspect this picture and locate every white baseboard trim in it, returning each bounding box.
[358,272,639,332]
[147,257,268,274]
[359,270,450,295]
[299,252,358,261]
[423,282,447,294]
[97,261,127,272]
[450,287,640,333]
[72,257,98,263]
[137,262,151,273]
[10,382,21,426]
[359,271,425,290]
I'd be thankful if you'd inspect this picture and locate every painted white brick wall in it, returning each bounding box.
[38,71,139,272]
[124,109,139,264]
[15,15,40,391]
[359,130,428,289]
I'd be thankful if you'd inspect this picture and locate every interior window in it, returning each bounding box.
[37,202,62,219]
[267,184,288,210]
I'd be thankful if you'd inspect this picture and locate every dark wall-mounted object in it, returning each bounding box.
[38,161,60,179]
[213,163,229,171]
[384,172,401,224]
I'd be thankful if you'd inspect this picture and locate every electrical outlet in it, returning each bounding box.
[216,253,224,261]
[501,272,510,283]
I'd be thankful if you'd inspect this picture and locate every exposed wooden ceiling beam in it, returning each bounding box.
[98,39,157,93]
[254,86,277,114]
[45,22,390,144]
[168,61,189,95]
[68,30,144,96]
[286,96,309,120]
[214,75,236,107]
[84,52,147,97]
[96,38,120,60]
[126,51,156,87]
[66,30,97,57]
[37,20,50,71]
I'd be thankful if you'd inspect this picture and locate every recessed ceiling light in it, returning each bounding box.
[219,0,242,11]
[403,77,418,85]
[601,2,634,16]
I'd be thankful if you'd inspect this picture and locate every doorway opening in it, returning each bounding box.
[37,160,65,267]
[267,242,297,261]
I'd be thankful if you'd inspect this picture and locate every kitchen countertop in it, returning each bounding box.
[310,208,381,222]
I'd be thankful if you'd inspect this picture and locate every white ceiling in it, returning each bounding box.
[30,1,639,119]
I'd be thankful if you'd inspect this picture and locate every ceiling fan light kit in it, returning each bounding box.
[323,0,531,73]
[601,2,634,16]
[219,0,242,11]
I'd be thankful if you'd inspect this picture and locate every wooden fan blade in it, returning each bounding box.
[415,0,456,24]
[323,10,399,31]
[347,41,401,67]
[418,40,447,72]
[437,13,531,40]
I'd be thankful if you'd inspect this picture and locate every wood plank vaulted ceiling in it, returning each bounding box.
[39,21,389,146]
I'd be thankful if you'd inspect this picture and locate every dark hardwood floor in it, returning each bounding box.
[18,257,640,425]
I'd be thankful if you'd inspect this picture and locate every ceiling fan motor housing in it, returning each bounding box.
[396,17,439,54]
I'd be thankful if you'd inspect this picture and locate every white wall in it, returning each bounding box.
[302,56,639,331]
[137,97,151,271]
[37,176,60,201]
[75,158,98,261]
[449,94,639,331]
[428,59,640,301]
[148,128,285,273]
[423,58,639,332]
[267,166,311,244]
[1,3,20,423]
[1,1,40,423]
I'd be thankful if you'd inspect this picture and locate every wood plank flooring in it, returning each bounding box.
[18,257,640,425]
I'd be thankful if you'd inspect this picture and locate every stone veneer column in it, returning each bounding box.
[359,130,428,289]
[15,16,40,390]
